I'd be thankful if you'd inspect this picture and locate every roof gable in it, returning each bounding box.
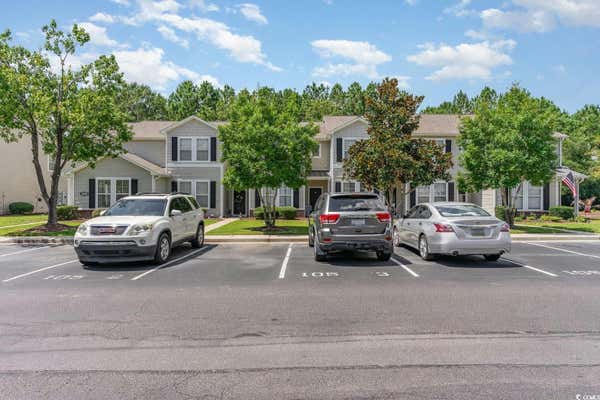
[160,115,218,134]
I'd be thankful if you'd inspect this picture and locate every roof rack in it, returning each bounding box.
[170,192,192,195]
[134,192,169,196]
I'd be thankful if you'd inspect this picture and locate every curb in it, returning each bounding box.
[1,234,599,245]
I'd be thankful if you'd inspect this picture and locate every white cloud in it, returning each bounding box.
[78,22,125,48]
[110,0,131,6]
[238,3,268,25]
[89,12,116,24]
[444,0,474,17]
[157,25,189,48]
[404,0,417,5]
[480,0,600,32]
[407,40,515,81]
[311,39,392,79]
[391,75,411,89]
[190,0,219,12]
[553,64,567,73]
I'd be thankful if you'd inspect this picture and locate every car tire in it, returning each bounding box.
[191,224,204,248]
[376,251,392,261]
[418,235,436,261]
[308,227,314,247]
[314,236,327,262]
[154,233,171,264]
[393,227,401,247]
[484,254,501,262]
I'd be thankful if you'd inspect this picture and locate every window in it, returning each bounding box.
[416,186,430,204]
[433,139,445,148]
[313,143,321,158]
[170,197,192,213]
[115,179,130,201]
[179,138,193,161]
[501,182,544,210]
[435,204,490,218]
[196,138,209,161]
[187,196,199,209]
[418,205,432,219]
[511,187,524,210]
[96,178,131,208]
[433,182,447,202]
[48,155,56,171]
[178,180,192,195]
[528,184,542,210]
[97,179,112,208]
[336,181,360,193]
[105,198,167,216]
[328,194,385,212]
[279,186,293,207]
[342,139,358,159]
[416,182,448,203]
[195,181,210,208]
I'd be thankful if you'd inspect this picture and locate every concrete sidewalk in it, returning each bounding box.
[205,217,238,233]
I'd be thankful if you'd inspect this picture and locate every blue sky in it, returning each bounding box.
[2,0,600,112]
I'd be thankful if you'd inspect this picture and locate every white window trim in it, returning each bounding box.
[313,143,321,158]
[335,180,361,193]
[178,179,211,208]
[96,177,131,208]
[341,137,361,163]
[177,136,211,163]
[260,186,297,207]
[416,181,449,203]
[516,182,544,211]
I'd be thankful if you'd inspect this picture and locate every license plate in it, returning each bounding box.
[99,227,116,234]
[351,219,365,226]
[471,228,485,236]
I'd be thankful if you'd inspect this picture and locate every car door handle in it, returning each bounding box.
[418,222,422,226]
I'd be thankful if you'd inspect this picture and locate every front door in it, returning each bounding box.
[309,187,322,209]
[233,190,246,215]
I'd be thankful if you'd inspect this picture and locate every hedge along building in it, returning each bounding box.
[40,114,584,217]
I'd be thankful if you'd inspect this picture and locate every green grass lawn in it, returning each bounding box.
[0,214,48,228]
[204,218,219,226]
[514,219,600,234]
[207,219,308,235]
[0,220,83,236]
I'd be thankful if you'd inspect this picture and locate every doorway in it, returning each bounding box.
[309,187,322,209]
[233,190,247,216]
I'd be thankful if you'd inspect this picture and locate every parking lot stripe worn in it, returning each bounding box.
[391,257,419,277]
[2,259,78,282]
[0,246,51,258]
[501,258,558,277]
[278,243,293,279]
[525,242,600,260]
[130,247,208,281]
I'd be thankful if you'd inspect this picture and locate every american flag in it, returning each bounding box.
[562,172,577,196]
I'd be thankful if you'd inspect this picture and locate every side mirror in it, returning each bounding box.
[305,205,313,217]
[170,209,182,217]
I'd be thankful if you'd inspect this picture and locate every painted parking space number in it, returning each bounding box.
[563,270,600,276]
[375,271,390,277]
[44,274,84,280]
[302,272,339,278]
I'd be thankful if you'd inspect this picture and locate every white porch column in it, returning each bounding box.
[481,189,497,215]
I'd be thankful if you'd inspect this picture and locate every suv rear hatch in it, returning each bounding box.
[327,194,389,235]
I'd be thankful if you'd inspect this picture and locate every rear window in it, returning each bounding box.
[328,195,386,212]
[434,204,490,217]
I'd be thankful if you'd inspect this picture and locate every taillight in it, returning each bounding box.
[500,223,510,232]
[319,213,340,224]
[376,212,391,223]
[434,223,454,233]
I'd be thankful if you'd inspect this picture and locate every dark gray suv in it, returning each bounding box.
[307,192,394,261]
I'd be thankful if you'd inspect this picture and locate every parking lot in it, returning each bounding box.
[2,239,600,399]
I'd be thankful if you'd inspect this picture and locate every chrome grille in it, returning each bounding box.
[90,225,128,236]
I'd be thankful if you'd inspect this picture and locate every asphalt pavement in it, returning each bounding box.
[1,239,600,399]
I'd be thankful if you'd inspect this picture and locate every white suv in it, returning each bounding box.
[74,193,205,266]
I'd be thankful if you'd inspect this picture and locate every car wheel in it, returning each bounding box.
[313,236,327,262]
[484,254,501,262]
[418,235,435,261]
[154,233,171,264]
[393,227,401,247]
[308,227,314,247]
[376,251,392,261]
[191,224,204,248]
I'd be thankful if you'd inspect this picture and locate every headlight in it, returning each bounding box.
[130,224,153,235]
[76,224,88,235]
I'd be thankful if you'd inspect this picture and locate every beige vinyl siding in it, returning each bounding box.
[311,140,330,171]
[171,166,223,216]
[331,120,369,182]
[73,157,153,209]
[123,141,166,167]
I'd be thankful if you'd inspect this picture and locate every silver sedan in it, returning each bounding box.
[393,202,511,261]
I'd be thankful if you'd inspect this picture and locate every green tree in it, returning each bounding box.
[343,78,452,207]
[328,83,345,114]
[423,90,473,114]
[116,82,168,121]
[0,21,132,227]
[458,85,557,226]
[219,87,318,228]
[215,84,236,120]
[197,80,219,120]
[564,104,600,176]
[167,80,200,120]
[344,82,364,115]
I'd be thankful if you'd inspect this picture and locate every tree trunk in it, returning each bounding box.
[258,189,277,229]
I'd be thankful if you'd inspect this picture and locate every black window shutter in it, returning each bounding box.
[88,179,96,208]
[336,138,343,162]
[393,188,397,206]
[255,189,261,207]
[445,139,452,153]
[171,181,177,193]
[131,179,138,195]
[448,182,455,201]
[293,189,300,208]
[335,182,341,192]
[410,189,416,208]
[210,181,216,208]
[210,137,217,162]
[171,137,178,161]
[543,183,550,210]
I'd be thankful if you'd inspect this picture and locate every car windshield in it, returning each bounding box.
[329,195,386,212]
[104,198,167,216]
[435,204,491,217]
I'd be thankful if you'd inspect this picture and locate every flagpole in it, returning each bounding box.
[575,180,579,217]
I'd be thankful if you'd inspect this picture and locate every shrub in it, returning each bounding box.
[57,205,78,220]
[91,208,106,218]
[574,216,590,223]
[254,206,264,219]
[9,202,34,215]
[549,206,574,220]
[514,216,524,222]
[277,206,297,220]
[495,206,516,222]
[540,215,562,222]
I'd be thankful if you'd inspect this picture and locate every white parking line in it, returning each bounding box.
[525,242,600,260]
[391,257,419,278]
[278,243,293,279]
[501,258,558,277]
[2,259,78,282]
[0,246,50,258]
[130,247,207,281]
